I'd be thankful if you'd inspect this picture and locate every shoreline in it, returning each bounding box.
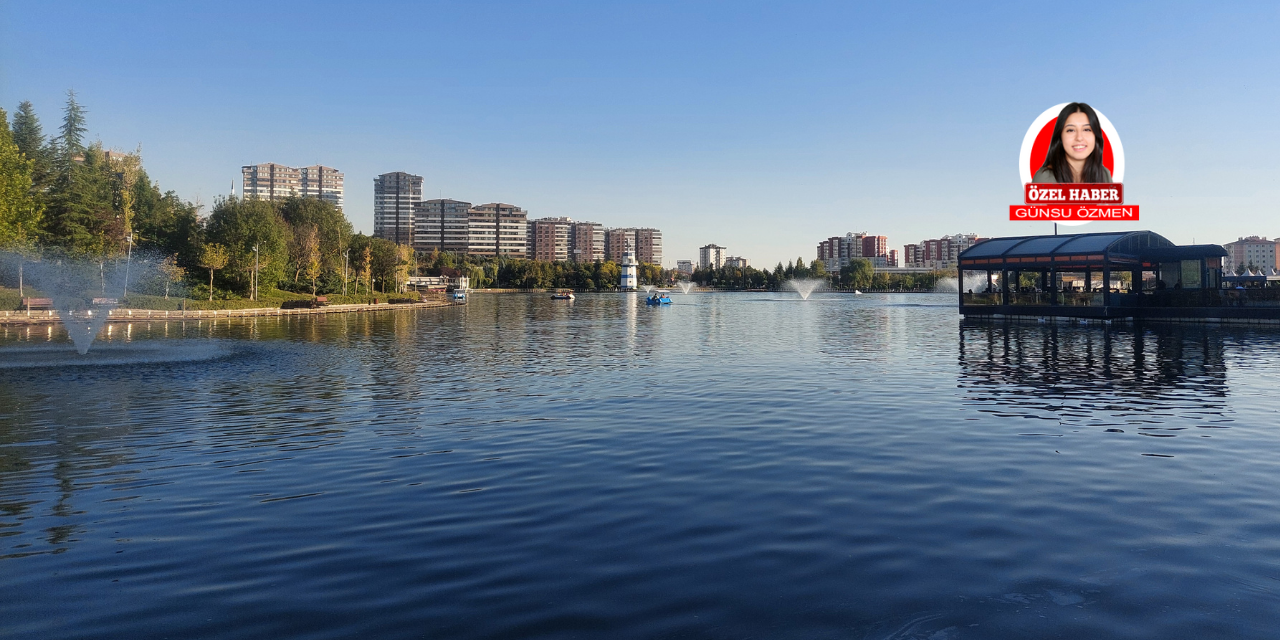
[0,300,454,326]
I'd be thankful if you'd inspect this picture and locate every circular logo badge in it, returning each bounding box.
[1019,104,1124,226]
[1019,103,1125,184]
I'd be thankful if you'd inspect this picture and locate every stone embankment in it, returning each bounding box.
[0,300,454,326]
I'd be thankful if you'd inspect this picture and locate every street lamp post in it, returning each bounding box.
[252,243,260,301]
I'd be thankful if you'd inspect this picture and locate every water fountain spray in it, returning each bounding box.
[2,249,179,354]
[784,279,824,301]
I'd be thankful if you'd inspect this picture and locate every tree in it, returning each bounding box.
[394,243,414,293]
[361,244,373,294]
[132,171,202,268]
[10,101,52,193]
[204,197,287,295]
[101,148,143,258]
[56,90,88,159]
[199,243,229,301]
[43,144,117,255]
[301,225,321,295]
[279,196,352,278]
[158,254,185,299]
[0,107,44,248]
[841,258,874,290]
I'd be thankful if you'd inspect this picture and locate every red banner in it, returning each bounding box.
[1024,183,1123,204]
[1009,205,1139,221]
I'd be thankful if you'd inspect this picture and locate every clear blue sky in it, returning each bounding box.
[3,1,1278,267]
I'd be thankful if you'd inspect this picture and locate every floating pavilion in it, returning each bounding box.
[956,230,1280,323]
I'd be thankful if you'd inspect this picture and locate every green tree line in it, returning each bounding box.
[691,256,947,291]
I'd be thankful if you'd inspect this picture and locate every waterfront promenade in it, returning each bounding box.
[0,299,453,326]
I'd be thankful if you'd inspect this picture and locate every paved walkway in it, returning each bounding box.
[0,301,454,326]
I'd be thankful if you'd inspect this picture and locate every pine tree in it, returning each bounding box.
[57,90,88,159]
[9,102,54,218]
[10,102,43,155]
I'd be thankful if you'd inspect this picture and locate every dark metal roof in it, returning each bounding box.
[959,231,1224,262]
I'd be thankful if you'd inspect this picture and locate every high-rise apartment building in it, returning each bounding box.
[676,260,694,275]
[724,256,749,268]
[571,222,605,263]
[699,244,727,269]
[1223,236,1279,273]
[902,244,921,268]
[634,228,662,266]
[373,172,423,245]
[817,232,889,270]
[413,199,473,253]
[527,218,605,263]
[299,165,344,210]
[242,163,344,210]
[467,203,528,257]
[242,163,301,202]
[529,217,574,262]
[606,228,663,265]
[862,235,888,261]
[606,229,633,262]
[818,232,864,272]
[903,233,984,269]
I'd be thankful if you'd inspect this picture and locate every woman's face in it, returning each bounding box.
[1061,111,1096,162]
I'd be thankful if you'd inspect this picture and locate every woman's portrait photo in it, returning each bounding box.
[1032,102,1113,184]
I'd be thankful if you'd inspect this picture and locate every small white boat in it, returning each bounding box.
[551,290,575,300]
[854,290,863,295]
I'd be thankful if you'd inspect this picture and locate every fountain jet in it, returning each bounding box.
[2,249,176,354]
[784,279,824,301]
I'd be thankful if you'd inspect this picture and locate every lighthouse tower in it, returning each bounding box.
[620,249,638,291]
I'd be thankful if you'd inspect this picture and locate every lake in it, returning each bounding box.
[3,292,1280,639]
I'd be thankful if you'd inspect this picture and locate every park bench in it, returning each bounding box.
[314,296,329,306]
[22,297,53,311]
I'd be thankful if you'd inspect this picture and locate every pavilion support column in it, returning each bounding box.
[1050,268,1058,305]
[1001,269,1010,306]
[1103,265,1112,307]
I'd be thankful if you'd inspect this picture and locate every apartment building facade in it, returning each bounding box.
[468,203,528,257]
[1223,236,1279,273]
[605,228,663,265]
[699,244,727,270]
[373,172,424,245]
[724,256,749,268]
[529,217,573,262]
[903,233,984,269]
[413,199,473,253]
[242,163,344,210]
[676,260,694,275]
[571,222,605,263]
[817,232,891,271]
[299,165,344,210]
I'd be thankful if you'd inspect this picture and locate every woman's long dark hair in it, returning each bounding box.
[1038,102,1108,183]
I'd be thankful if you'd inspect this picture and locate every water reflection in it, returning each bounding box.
[957,321,1235,433]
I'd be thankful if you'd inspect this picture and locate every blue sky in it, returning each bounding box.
[3,1,1278,267]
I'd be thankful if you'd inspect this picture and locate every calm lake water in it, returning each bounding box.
[3,292,1280,639]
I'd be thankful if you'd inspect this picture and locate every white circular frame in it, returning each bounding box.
[1018,103,1125,226]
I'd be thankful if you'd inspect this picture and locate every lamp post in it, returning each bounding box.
[252,243,260,301]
